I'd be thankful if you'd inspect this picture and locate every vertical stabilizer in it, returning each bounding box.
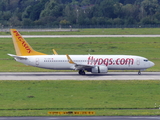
[10,29,46,56]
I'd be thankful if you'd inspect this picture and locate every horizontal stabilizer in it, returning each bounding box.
[8,54,27,59]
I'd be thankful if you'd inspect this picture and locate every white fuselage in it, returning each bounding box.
[14,55,154,72]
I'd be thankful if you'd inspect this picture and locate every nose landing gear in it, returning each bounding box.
[138,71,141,75]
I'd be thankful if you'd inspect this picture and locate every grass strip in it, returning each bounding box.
[0,80,160,116]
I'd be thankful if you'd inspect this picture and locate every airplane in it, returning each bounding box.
[8,29,155,75]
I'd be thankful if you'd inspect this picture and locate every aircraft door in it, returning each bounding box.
[136,58,140,66]
[35,58,39,66]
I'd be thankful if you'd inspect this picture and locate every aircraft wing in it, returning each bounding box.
[74,63,93,70]
[66,54,94,70]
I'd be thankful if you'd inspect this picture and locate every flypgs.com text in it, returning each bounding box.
[88,56,134,66]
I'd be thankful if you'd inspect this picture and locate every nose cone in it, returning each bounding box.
[150,61,155,67]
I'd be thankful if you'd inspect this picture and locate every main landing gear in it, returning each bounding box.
[79,70,85,75]
[138,70,141,75]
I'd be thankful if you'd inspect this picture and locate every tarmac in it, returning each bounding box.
[1,35,160,38]
[0,116,160,120]
[0,72,159,80]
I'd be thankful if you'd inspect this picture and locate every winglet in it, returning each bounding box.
[52,49,58,55]
[66,54,75,64]
[10,29,46,56]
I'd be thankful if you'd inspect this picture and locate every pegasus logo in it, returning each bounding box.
[13,31,32,53]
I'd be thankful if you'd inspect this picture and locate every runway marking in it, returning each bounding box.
[48,111,95,115]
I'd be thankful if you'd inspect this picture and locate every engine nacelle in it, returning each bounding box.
[91,66,108,73]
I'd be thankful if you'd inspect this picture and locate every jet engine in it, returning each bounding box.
[91,66,108,73]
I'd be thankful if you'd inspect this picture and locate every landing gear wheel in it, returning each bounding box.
[138,71,141,75]
[79,70,85,75]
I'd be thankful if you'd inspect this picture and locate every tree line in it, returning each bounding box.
[1,0,160,28]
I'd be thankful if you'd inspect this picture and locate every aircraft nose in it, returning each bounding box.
[150,61,155,67]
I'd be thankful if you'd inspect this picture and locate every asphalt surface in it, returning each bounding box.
[1,35,160,38]
[0,72,159,80]
[0,116,160,120]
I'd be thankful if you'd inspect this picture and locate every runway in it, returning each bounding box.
[0,72,159,80]
[1,35,160,38]
[0,116,160,120]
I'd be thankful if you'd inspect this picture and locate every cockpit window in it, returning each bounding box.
[144,59,148,62]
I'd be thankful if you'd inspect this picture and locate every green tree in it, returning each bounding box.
[1,0,160,27]
[3,11,12,21]
[140,16,157,24]
[63,4,76,24]
[93,0,118,18]
[35,16,57,26]
[60,19,70,25]
[141,0,159,16]
[0,0,7,12]
[81,0,90,6]
[40,0,63,18]
[22,18,34,26]
[9,16,21,27]
[22,6,32,19]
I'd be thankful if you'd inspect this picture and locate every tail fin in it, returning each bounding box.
[10,29,46,56]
